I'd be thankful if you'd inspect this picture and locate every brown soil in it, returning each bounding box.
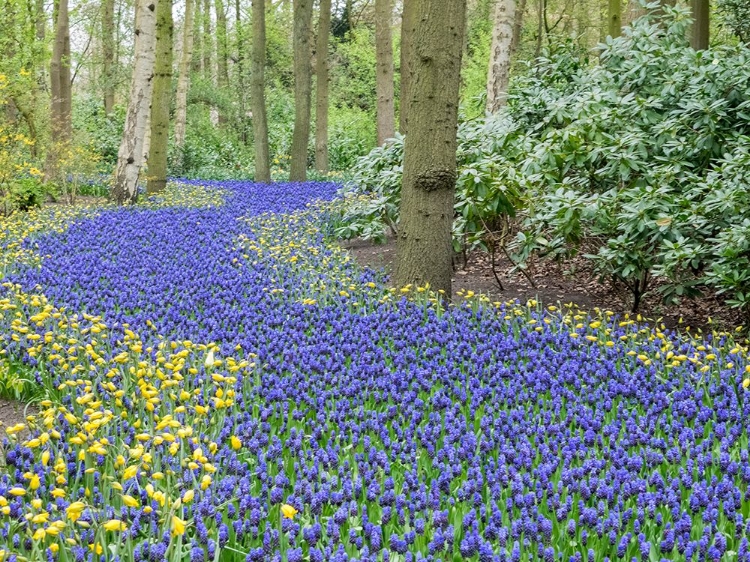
[0,399,36,466]
[341,237,744,333]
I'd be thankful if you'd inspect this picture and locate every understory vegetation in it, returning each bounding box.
[339,8,750,315]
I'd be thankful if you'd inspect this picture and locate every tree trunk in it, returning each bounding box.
[203,0,212,79]
[193,0,203,73]
[147,0,174,194]
[394,0,466,297]
[46,0,72,181]
[102,0,116,114]
[608,0,621,38]
[251,0,271,182]
[690,0,709,50]
[511,0,525,53]
[215,0,229,123]
[111,0,157,205]
[398,0,417,134]
[486,0,516,113]
[289,0,313,182]
[175,0,195,159]
[375,0,395,145]
[314,0,331,173]
[235,0,248,144]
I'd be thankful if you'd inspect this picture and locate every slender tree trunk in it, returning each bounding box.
[398,0,416,134]
[203,0,212,78]
[608,0,621,38]
[534,0,544,57]
[193,0,203,73]
[375,0,395,145]
[511,0,525,52]
[175,0,195,159]
[235,0,248,144]
[111,0,158,205]
[102,0,116,114]
[147,0,174,194]
[215,0,229,123]
[314,0,331,173]
[35,0,46,41]
[394,0,466,297]
[690,0,709,50]
[251,0,271,182]
[486,0,516,113]
[46,0,72,181]
[289,0,313,181]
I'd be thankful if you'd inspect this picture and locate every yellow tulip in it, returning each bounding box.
[281,504,298,519]
[171,515,187,536]
[230,436,242,450]
[102,519,127,532]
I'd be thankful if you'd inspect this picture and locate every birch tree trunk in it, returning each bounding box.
[289,0,313,182]
[398,0,417,134]
[147,0,173,194]
[251,0,270,182]
[111,0,157,205]
[375,0,395,145]
[486,0,516,113]
[102,0,116,114]
[394,0,466,297]
[46,0,72,181]
[175,0,195,161]
[314,0,331,173]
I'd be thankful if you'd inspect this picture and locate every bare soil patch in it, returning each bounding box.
[341,237,743,332]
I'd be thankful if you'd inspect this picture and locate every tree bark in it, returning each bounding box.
[46,0,72,181]
[193,0,203,73]
[394,0,466,297]
[251,0,271,182]
[511,0,525,53]
[203,0,212,78]
[215,0,229,123]
[235,0,248,144]
[147,0,174,194]
[102,0,116,114]
[314,0,331,173]
[608,0,621,38]
[175,0,195,158]
[111,0,158,205]
[398,0,417,134]
[375,0,395,145]
[289,0,313,181]
[486,0,516,113]
[690,0,709,50]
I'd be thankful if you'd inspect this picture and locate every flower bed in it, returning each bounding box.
[0,181,748,562]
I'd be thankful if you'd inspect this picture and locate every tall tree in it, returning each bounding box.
[235,0,248,143]
[691,0,709,50]
[193,0,202,72]
[202,0,212,79]
[46,0,72,180]
[215,0,229,122]
[111,0,157,204]
[511,0,525,52]
[289,0,313,182]
[175,0,195,159]
[398,0,417,134]
[315,0,331,173]
[375,0,395,144]
[486,0,516,113]
[147,0,174,194]
[102,0,116,114]
[394,0,466,296]
[251,0,270,182]
[608,0,621,38]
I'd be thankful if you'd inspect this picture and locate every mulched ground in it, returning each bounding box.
[341,236,745,333]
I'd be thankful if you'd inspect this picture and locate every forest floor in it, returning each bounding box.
[342,236,744,333]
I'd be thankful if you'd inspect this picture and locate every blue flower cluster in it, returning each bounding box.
[0,181,748,562]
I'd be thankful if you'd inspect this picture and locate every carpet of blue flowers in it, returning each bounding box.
[0,181,749,562]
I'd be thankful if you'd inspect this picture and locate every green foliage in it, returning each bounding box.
[0,359,42,402]
[9,177,45,211]
[717,0,750,44]
[341,6,750,314]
